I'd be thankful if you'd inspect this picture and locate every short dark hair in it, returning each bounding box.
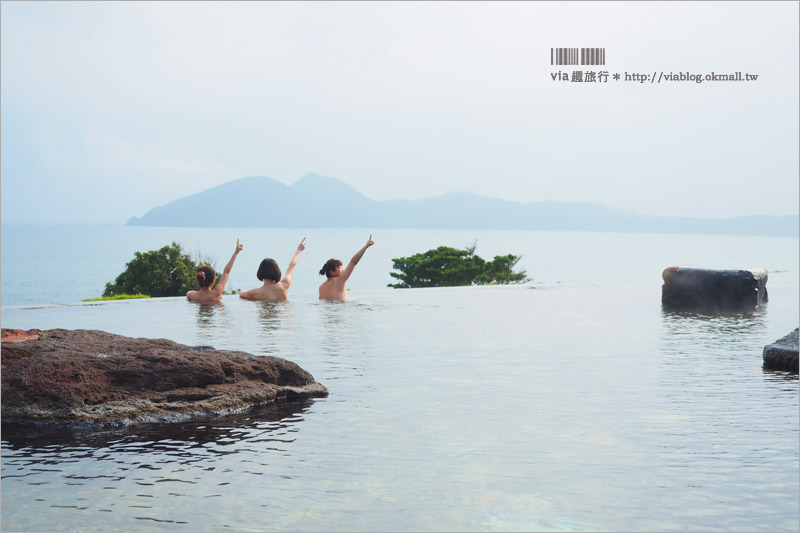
[319,258,342,278]
[257,258,281,283]
[196,265,215,288]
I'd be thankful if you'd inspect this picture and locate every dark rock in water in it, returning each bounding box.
[763,328,799,373]
[661,266,768,312]
[1,328,328,427]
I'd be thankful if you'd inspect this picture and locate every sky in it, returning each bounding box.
[1,1,798,224]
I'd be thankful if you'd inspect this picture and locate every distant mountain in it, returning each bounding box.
[127,173,799,236]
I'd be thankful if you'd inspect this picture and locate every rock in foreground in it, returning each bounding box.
[763,328,799,373]
[661,266,768,312]
[1,328,328,427]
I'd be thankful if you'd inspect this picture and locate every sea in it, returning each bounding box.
[1,224,798,532]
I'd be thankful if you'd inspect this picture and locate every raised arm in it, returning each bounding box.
[341,234,374,282]
[280,237,307,288]
[214,238,243,295]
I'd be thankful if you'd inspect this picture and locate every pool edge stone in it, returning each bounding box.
[762,328,799,373]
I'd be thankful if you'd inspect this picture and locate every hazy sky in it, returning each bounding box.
[2,1,798,224]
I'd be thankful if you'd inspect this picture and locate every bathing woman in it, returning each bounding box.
[318,234,374,301]
[187,239,243,304]
[239,238,307,302]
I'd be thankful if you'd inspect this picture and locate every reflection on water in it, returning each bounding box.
[255,300,285,327]
[253,300,293,353]
[317,300,374,381]
[660,306,768,357]
[660,305,767,326]
[762,367,800,382]
[2,399,314,456]
[193,302,233,345]
[318,300,355,354]
[2,400,317,530]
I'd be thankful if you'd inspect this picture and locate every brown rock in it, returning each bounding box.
[1,328,327,427]
[1,328,43,343]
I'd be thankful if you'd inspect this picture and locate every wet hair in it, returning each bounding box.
[319,258,342,278]
[257,258,281,283]
[196,265,215,288]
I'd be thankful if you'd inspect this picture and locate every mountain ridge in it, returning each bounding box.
[127,173,799,236]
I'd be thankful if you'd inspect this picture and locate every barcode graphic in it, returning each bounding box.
[551,48,605,65]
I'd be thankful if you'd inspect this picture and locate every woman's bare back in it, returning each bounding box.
[318,278,347,301]
[239,281,289,302]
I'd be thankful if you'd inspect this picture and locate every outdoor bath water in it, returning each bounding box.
[1,226,798,531]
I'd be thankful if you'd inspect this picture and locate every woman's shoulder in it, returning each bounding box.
[239,288,259,299]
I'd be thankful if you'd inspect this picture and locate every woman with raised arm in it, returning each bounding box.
[239,237,307,302]
[187,239,243,304]
[319,234,374,301]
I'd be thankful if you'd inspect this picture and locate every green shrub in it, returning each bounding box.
[477,254,529,285]
[103,242,199,298]
[389,244,529,288]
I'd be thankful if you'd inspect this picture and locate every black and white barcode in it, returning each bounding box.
[550,48,605,66]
